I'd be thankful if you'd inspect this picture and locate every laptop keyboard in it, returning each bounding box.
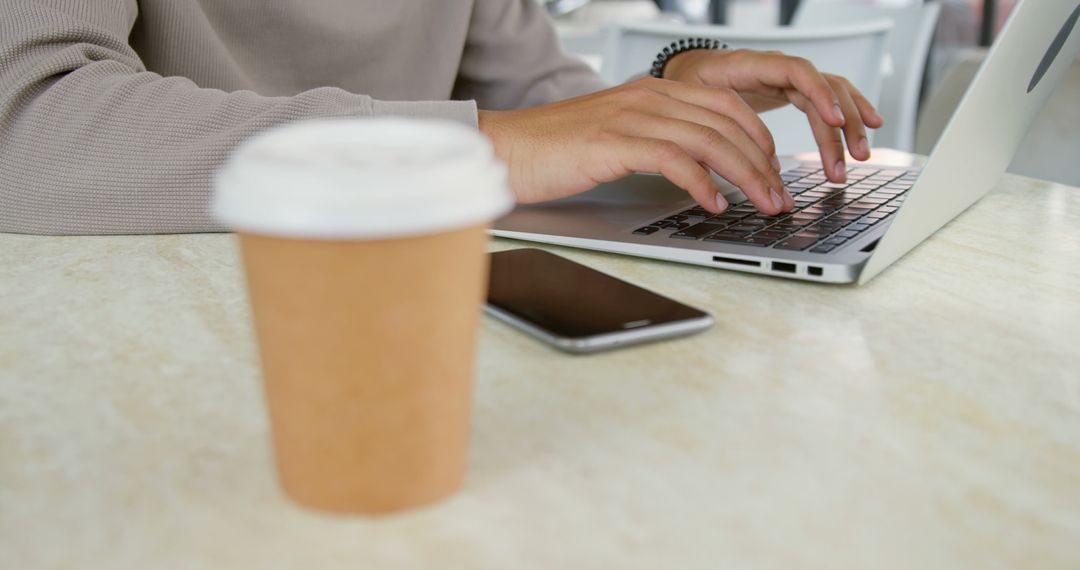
[632,165,916,254]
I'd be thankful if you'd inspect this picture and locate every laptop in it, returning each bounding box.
[492,0,1080,285]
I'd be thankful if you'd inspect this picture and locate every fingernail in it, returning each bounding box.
[783,188,794,206]
[769,189,783,211]
[833,104,845,125]
[770,155,782,172]
[715,192,729,212]
[834,161,846,180]
[858,137,870,157]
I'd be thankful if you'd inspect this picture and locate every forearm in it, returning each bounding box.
[0,4,477,235]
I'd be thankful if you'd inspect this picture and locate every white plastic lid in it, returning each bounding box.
[213,118,513,239]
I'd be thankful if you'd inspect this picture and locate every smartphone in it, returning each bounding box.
[485,249,713,353]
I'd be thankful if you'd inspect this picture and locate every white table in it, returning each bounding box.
[2,168,1079,569]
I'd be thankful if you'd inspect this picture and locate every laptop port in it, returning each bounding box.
[808,266,824,277]
[771,261,797,274]
[712,256,760,267]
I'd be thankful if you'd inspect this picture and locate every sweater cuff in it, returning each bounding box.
[370,99,480,129]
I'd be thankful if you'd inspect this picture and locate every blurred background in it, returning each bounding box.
[541,0,1078,186]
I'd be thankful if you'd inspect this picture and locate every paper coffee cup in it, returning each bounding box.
[214,118,512,513]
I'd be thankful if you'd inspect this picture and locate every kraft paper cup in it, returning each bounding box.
[214,118,512,513]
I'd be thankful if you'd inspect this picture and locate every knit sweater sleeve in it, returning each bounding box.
[0,1,478,235]
[453,0,610,110]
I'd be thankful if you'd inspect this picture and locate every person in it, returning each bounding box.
[0,0,882,235]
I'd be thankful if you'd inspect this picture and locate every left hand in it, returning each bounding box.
[662,48,885,183]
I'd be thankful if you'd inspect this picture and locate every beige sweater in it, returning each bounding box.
[0,1,606,234]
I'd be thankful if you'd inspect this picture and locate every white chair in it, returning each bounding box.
[794,1,942,152]
[551,1,675,75]
[602,20,893,156]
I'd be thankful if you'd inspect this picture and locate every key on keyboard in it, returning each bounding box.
[632,166,912,252]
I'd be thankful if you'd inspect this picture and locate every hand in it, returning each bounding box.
[662,48,885,183]
[479,77,795,216]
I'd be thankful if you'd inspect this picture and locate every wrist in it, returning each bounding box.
[662,49,709,82]
[477,110,523,199]
[650,38,726,81]
[478,110,510,160]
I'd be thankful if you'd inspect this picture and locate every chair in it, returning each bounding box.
[793,1,942,152]
[602,20,893,156]
[551,1,671,75]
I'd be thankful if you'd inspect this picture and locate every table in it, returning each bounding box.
[2,168,1079,569]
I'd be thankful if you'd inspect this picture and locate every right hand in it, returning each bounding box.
[478,77,794,216]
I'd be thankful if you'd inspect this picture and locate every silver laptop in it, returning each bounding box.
[493,0,1080,285]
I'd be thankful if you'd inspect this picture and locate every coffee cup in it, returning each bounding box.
[213,118,511,513]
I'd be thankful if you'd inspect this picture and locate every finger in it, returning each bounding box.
[613,137,727,213]
[621,108,787,202]
[830,77,871,161]
[724,52,847,129]
[621,118,786,215]
[637,81,794,209]
[845,80,885,129]
[788,91,847,183]
[639,79,779,165]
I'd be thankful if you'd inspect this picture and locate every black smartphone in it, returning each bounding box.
[486,249,713,353]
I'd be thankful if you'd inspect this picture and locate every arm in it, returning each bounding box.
[453,0,608,110]
[0,1,477,235]
[478,46,885,216]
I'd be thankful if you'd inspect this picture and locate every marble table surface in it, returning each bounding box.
[1,170,1078,569]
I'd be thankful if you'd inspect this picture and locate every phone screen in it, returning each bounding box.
[487,249,709,339]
